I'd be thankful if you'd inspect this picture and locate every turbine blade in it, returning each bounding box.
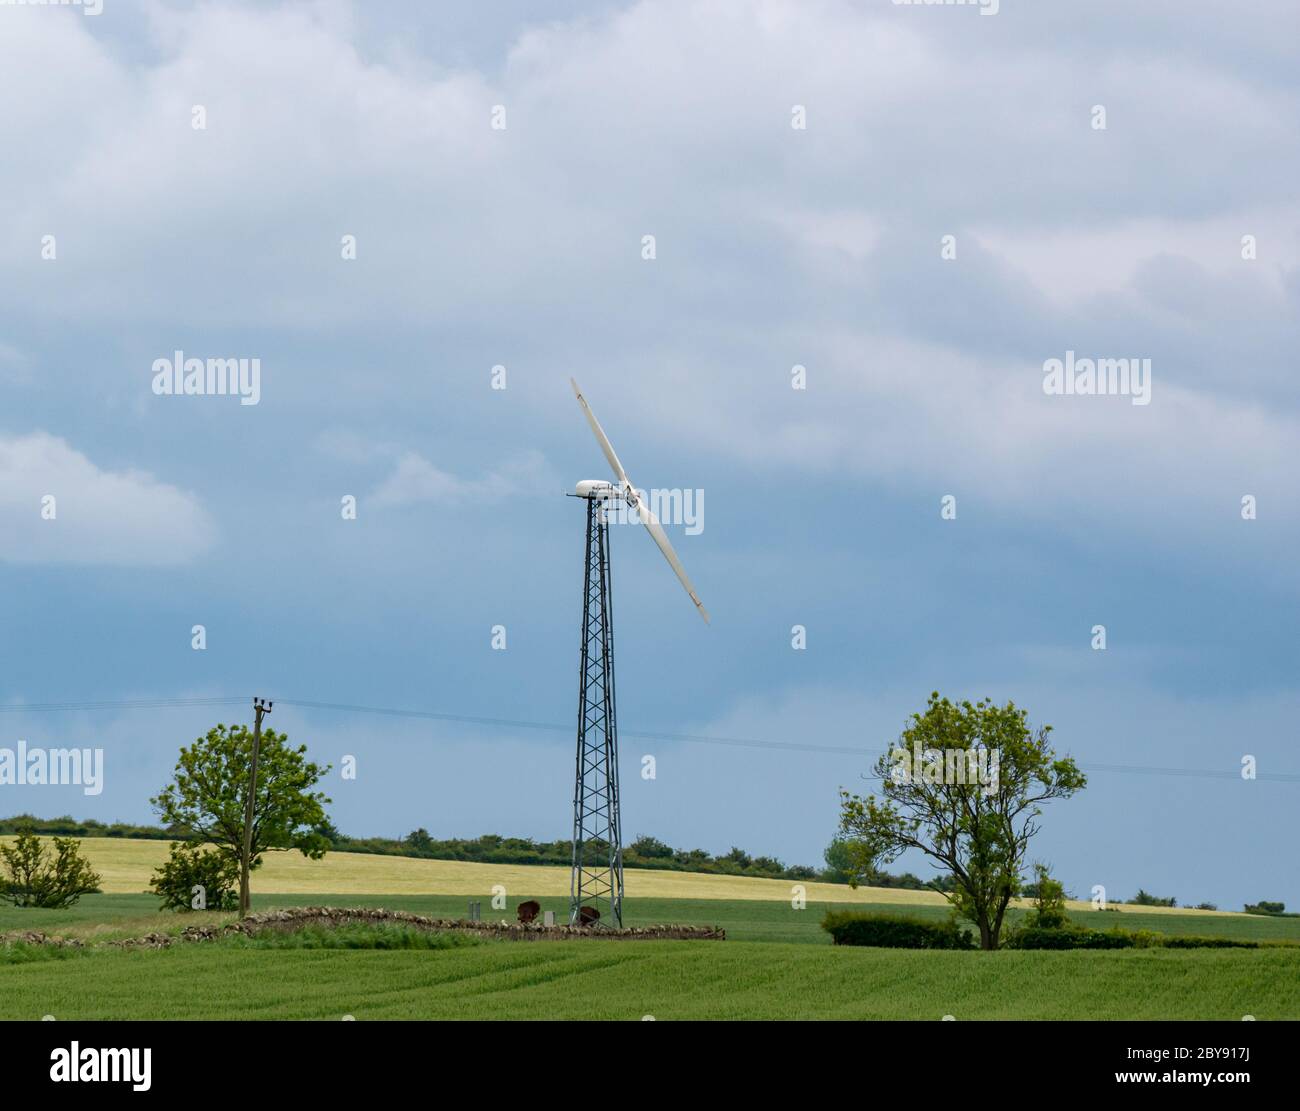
[571,378,709,623]
[570,378,629,487]
[636,498,710,624]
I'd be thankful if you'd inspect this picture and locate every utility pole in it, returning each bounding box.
[239,697,272,917]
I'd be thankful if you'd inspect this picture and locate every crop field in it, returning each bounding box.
[3,934,1297,1021]
[0,835,948,903]
[2,838,1298,1021]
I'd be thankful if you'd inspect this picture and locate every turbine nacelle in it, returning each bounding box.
[574,479,620,500]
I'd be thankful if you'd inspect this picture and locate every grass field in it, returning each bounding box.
[3,838,1297,1020]
[3,941,1296,1020]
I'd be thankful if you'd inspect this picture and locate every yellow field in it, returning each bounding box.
[3,835,928,902]
[0,836,1242,916]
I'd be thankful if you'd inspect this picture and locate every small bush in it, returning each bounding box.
[149,842,239,912]
[1023,863,1070,929]
[821,911,974,949]
[0,831,102,909]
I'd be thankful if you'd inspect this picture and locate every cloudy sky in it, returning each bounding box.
[1,0,1296,909]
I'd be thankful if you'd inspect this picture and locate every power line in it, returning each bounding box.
[1,694,1297,782]
[274,698,871,755]
[0,697,245,713]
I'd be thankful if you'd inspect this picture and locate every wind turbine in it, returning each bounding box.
[568,378,708,927]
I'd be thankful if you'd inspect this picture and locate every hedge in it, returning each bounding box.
[1008,926,1136,950]
[821,911,974,949]
[1160,935,1259,949]
[1007,927,1261,950]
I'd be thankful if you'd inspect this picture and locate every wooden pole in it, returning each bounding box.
[239,698,271,917]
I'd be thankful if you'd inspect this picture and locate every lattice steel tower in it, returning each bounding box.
[566,380,709,929]
[569,491,624,927]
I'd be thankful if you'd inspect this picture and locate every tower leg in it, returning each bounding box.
[570,496,623,927]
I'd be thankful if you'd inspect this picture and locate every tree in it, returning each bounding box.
[0,830,102,908]
[151,723,332,913]
[823,836,871,885]
[628,834,674,859]
[313,816,343,847]
[722,846,752,868]
[405,827,435,853]
[839,693,1085,950]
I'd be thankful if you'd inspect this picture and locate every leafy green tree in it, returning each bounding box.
[824,836,871,885]
[405,827,435,853]
[151,723,332,908]
[150,841,240,912]
[0,830,102,908]
[628,835,674,859]
[839,693,1085,950]
[312,815,343,847]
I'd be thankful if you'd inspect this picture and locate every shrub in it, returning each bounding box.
[821,910,974,949]
[149,842,239,912]
[1244,901,1286,916]
[0,831,102,909]
[1023,863,1070,929]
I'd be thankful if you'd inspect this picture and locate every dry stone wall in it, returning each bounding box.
[2,905,725,950]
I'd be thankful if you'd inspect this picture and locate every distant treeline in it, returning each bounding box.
[0,815,179,841]
[1122,890,1296,915]
[347,828,951,888]
[352,827,826,880]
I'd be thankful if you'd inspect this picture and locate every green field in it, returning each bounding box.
[4,935,1296,1021]
[3,839,1298,1020]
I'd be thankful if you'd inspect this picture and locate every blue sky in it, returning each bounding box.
[0,0,1297,910]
